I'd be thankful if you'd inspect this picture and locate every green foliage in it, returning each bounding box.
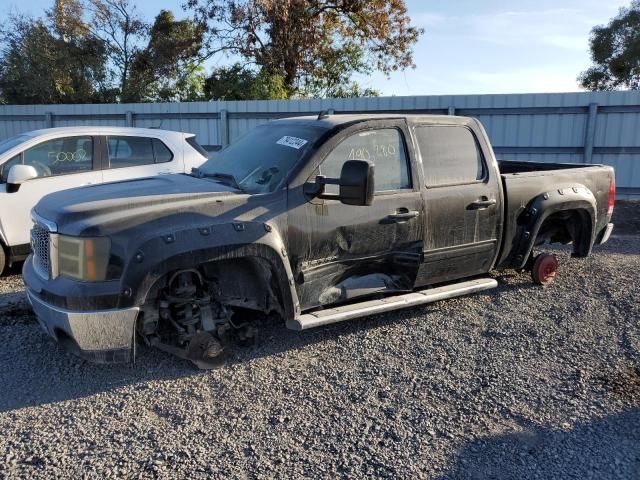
[0,12,110,104]
[326,83,381,99]
[298,43,380,98]
[204,64,289,100]
[125,9,206,101]
[167,65,207,102]
[0,1,206,104]
[579,1,640,91]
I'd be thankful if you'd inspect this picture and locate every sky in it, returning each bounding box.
[0,0,630,96]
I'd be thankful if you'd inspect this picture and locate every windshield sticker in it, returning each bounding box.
[276,136,308,149]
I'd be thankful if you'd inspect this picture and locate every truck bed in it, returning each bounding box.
[496,160,615,267]
[497,160,600,174]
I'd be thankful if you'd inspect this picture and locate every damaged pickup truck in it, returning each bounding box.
[24,114,616,367]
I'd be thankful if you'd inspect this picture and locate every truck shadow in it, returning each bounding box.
[0,283,519,413]
[433,410,640,479]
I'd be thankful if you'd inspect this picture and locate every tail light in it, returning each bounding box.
[607,176,615,217]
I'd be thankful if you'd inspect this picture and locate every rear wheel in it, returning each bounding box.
[531,253,558,286]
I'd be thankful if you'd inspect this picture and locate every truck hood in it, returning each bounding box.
[34,174,255,236]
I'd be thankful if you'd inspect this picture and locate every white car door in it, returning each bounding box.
[101,135,184,183]
[0,135,103,248]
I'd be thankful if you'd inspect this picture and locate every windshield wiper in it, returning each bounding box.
[192,169,242,191]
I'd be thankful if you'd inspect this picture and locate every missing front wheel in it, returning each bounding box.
[139,269,263,368]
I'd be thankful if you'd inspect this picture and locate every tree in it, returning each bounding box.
[0,8,110,104]
[297,43,380,98]
[127,10,206,101]
[0,1,210,104]
[187,0,421,96]
[46,0,113,102]
[0,16,59,104]
[167,65,207,101]
[326,82,380,99]
[50,0,89,40]
[579,1,640,91]
[85,0,148,99]
[204,64,288,100]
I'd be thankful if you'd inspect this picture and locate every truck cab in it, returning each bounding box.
[286,115,503,309]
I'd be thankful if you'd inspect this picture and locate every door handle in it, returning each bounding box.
[467,198,497,210]
[387,209,420,222]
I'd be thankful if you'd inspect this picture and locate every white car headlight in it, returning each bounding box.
[55,235,111,281]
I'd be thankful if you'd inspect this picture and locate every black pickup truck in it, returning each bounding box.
[24,114,616,366]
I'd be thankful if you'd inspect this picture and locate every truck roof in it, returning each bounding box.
[272,113,475,129]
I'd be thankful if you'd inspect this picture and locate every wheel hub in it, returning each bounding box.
[532,253,558,286]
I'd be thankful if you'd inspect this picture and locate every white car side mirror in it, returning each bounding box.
[7,164,38,185]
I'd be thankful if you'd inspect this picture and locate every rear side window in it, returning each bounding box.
[152,138,173,163]
[107,136,173,168]
[186,136,209,158]
[415,126,485,186]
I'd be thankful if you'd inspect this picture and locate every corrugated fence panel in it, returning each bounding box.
[1,91,639,196]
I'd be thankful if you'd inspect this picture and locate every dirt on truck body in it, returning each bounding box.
[23,114,616,367]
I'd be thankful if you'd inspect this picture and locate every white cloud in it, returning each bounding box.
[454,9,590,51]
[542,35,590,52]
[462,67,583,94]
[419,6,620,52]
[409,12,448,28]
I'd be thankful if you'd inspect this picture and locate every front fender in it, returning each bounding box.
[505,184,597,269]
[122,221,299,320]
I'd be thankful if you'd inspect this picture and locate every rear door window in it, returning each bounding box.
[186,136,209,158]
[107,136,173,168]
[152,138,173,163]
[415,126,486,186]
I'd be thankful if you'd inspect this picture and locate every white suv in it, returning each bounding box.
[0,126,208,274]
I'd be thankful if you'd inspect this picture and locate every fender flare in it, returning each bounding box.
[121,221,300,321]
[506,185,597,269]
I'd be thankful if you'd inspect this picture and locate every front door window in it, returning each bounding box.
[320,128,411,192]
[6,136,94,179]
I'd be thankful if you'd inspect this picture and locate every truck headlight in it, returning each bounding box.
[54,235,111,281]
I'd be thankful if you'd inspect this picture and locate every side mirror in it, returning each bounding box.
[338,160,374,206]
[7,164,38,187]
[303,160,375,206]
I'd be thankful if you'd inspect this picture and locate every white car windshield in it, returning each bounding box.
[196,124,326,193]
[0,135,29,156]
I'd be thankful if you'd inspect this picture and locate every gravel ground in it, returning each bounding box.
[0,203,639,479]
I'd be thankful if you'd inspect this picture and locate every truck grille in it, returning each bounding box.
[31,223,51,278]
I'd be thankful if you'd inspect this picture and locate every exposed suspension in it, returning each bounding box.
[142,269,231,368]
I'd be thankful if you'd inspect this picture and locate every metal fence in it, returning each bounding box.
[1,91,639,196]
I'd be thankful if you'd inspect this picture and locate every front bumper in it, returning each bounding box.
[27,290,139,363]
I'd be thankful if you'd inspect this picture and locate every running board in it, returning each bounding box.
[288,278,498,331]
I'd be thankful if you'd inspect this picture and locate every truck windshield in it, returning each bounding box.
[196,124,326,193]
